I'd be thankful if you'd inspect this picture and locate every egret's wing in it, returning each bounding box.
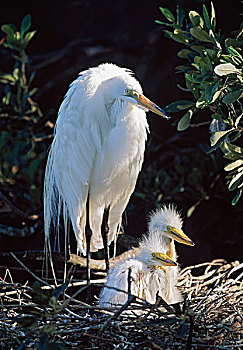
[44,74,111,254]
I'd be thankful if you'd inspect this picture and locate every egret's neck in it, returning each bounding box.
[166,239,174,259]
[106,99,126,127]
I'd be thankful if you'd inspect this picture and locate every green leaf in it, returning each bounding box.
[164,30,190,44]
[189,11,204,27]
[209,29,221,49]
[1,24,15,37]
[176,6,184,28]
[194,56,207,71]
[202,4,210,30]
[202,50,213,71]
[227,47,242,58]
[208,129,236,154]
[205,82,219,103]
[23,30,36,47]
[235,113,243,128]
[211,89,222,103]
[159,7,175,23]
[185,73,199,84]
[32,281,51,306]
[196,93,208,108]
[165,100,195,112]
[185,78,200,99]
[29,87,38,97]
[222,90,243,104]
[187,201,200,217]
[0,73,17,84]
[205,48,217,59]
[20,14,31,37]
[17,315,37,328]
[52,280,69,300]
[214,63,239,76]
[228,172,243,191]
[225,159,243,172]
[232,189,242,205]
[190,27,212,43]
[221,142,243,159]
[210,2,216,31]
[177,109,194,131]
[225,38,243,49]
[212,113,223,121]
[177,49,192,59]
[191,45,207,54]
[210,129,234,147]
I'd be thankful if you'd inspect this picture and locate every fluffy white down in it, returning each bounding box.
[99,206,184,307]
[44,63,149,254]
[148,204,183,234]
[99,257,182,307]
[99,215,183,308]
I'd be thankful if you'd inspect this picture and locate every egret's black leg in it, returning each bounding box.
[85,196,92,304]
[101,206,110,272]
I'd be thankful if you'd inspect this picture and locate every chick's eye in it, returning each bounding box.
[152,253,156,257]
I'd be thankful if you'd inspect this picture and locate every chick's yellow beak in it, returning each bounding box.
[165,226,195,246]
[129,90,169,119]
[152,252,177,266]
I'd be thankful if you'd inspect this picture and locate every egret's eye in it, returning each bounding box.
[125,89,131,95]
[152,253,156,257]
[166,225,171,231]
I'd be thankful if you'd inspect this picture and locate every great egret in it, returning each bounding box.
[44,63,169,278]
[99,205,194,307]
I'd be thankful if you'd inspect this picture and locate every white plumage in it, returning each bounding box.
[99,205,194,307]
[44,63,168,255]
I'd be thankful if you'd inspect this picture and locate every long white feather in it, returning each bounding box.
[44,63,149,254]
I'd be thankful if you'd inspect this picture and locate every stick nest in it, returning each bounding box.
[0,258,242,349]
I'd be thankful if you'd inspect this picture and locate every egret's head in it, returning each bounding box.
[98,63,169,119]
[151,252,177,267]
[148,204,195,247]
[139,230,176,267]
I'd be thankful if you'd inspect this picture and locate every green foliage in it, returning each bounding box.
[0,15,50,215]
[0,15,37,116]
[156,2,243,204]
[12,281,69,349]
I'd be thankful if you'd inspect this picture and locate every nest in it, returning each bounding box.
[0,258,242,349]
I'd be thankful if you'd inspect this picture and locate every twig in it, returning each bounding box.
[0,190,36,220]
[98,268,135,335]
[10,252,52,288]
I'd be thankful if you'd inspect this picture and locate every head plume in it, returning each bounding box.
[148,204,183,234]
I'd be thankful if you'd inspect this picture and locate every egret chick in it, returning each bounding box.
[99,205,194,307]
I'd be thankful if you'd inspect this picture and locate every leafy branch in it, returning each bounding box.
[0,14,42,118]
[156,2,243,204]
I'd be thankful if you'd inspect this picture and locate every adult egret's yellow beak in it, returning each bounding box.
[165,226,195,246]
[128,89,169,119]
[152,252,177,266]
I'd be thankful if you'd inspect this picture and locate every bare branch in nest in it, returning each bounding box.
[0,259,242,349]
[69,247,140,270]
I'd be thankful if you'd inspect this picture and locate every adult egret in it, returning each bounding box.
[99,205,194,307]
[44,63,169,281]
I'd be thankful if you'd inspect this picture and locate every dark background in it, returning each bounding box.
[0,0,242,268]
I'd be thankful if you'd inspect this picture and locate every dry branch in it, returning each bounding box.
[0,259,242,349]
